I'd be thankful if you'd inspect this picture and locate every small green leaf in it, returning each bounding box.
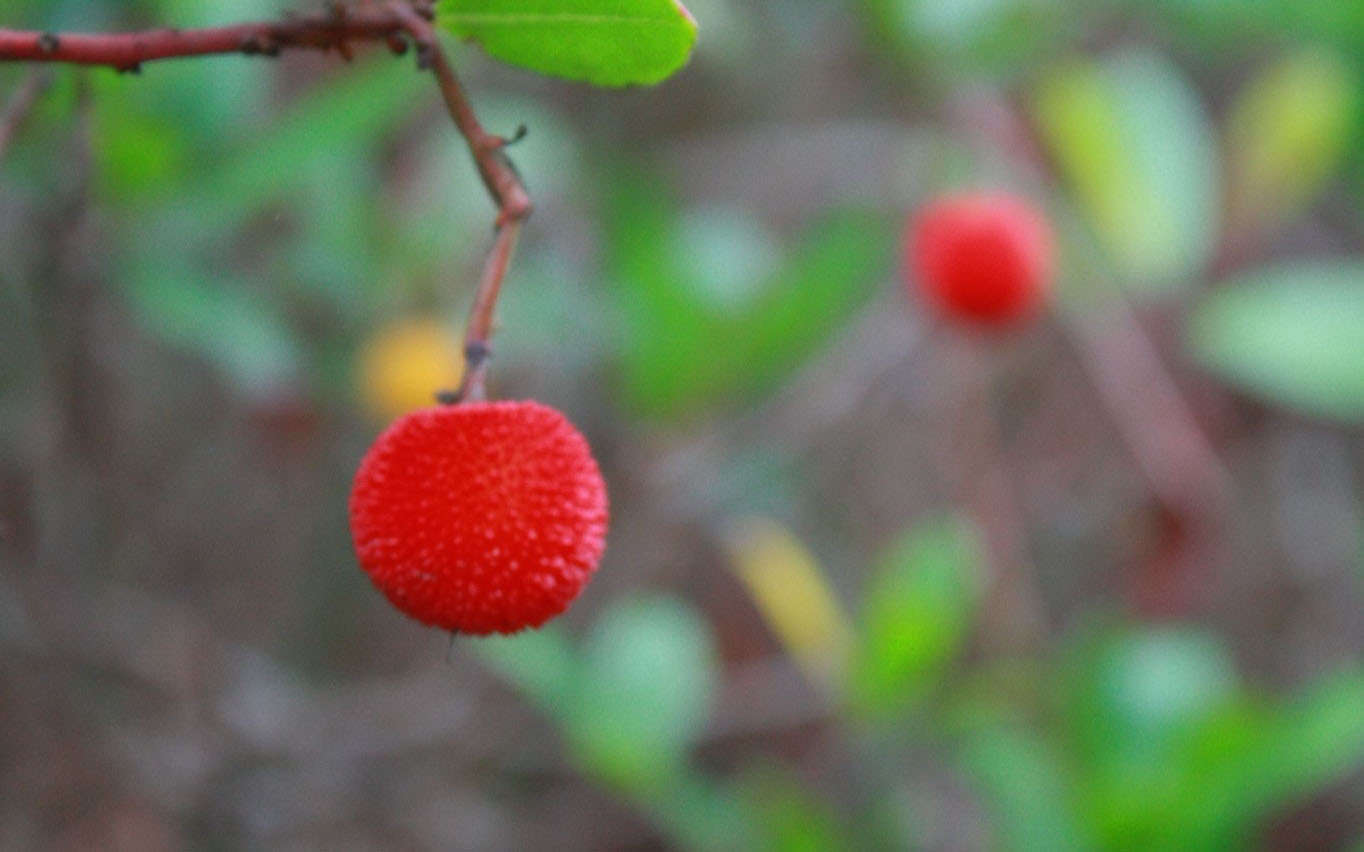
[1033,50,1218,292]
[850,516,983,717]
[1067,627,1239,764]
[438,0,698,86]
[128,265,300,394]
[564,597,718,790]
[860,0,1068,78]
[1188,263,1364,422]
[472,625,578,711]
[1064,626,1243,847]
[1257,668,1364,809]
[1227,49,1359,235]
[960,726,1088,852]
[1180,669,1364,845]
[608,170,892,419]
[740,765,849,852]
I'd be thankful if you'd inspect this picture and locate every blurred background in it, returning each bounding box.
[3,0,1364,848]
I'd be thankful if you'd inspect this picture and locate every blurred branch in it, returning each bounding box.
[0,1,530,397]
[0,68,49,159]
[953,89,1233,618]
[0,3,428,71]
[1059,301,1231,615]
[385,2,532,402]
[940,339,1048,652]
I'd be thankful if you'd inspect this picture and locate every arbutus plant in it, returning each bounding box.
[0,0,699,634]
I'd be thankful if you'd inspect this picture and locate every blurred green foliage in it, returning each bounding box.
[480,516,1364,850]
[850,517,983,718]
[608,171,893,419]
[5,0,1364,848]
[1226,49,1359,235]
[1033,50,1219,292]
[1189,264,1364,422]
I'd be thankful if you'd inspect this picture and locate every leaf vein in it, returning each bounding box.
[446,13,681,28]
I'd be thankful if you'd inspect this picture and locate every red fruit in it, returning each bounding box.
[349,400,609,635]
[907,192,1054,326]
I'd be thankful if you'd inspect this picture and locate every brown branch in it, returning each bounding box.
[0,3,426,71]
[0,68,51,159]
[386,3,531,403]
[0,0,531,400]
[1059,300,1230,617]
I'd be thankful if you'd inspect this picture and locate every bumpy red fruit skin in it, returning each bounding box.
[349,400,608,635]
[907,192,1054,326]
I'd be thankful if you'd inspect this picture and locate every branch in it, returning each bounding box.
[387,3,531,403]
[0,0,531,400]
[0,3,424,71]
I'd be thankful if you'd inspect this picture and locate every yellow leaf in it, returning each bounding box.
[726,518,854,690]
[356,318,464,423]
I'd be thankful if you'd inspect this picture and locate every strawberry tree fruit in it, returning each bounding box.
[906,192,1054,326]
[349,400,608,634]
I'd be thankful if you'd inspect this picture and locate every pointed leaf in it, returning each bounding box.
[1227,49,1359,235]
[725,518,854,690]
[850,516,983,716]
[564,597,717,788]
[1188,263,1364,422]
[1033,50,1218,292]
[438,0,698,86]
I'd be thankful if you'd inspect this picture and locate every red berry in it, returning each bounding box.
[906,192,1054,326]
[349,400,609,635]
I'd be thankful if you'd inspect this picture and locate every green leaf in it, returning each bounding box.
[1140,0,1364,58]
[608,171,892,419]
[645,772,764,851]
[564,597,718,790]
[194,58,423,217]
[859,0,1069,79]
[1067,627,1239,766]
[1064,626,1243,847]
[472,625,578,711]
[740,765,849,852]
[1032,50,1218,292]
[1188,263,1364,422]
[438,0,698,86]
[1255,668,1364,810]
[127,264,300,394]
[849,516,983,717]
[1226,49,1359,235]
[960,726,1088,852]
[1177,670,1364,846]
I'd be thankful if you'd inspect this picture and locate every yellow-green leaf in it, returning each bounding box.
[1033,51,1218,292]
[1227,49,1359,234]
[438,0,698,86]
[1188,263,1364,423]
[725,518,854,691]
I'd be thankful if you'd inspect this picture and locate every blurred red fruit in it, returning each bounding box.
[906,192,1054,326]
[349,400,609,635]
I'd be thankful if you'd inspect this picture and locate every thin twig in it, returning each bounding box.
[387,2,531,402]
[0,0,531,398]
[0,3,426,71]
[1060,301,1228,521]
[0,68,51,159]
[950,89,1232,617]
[1059,301,1229,616]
